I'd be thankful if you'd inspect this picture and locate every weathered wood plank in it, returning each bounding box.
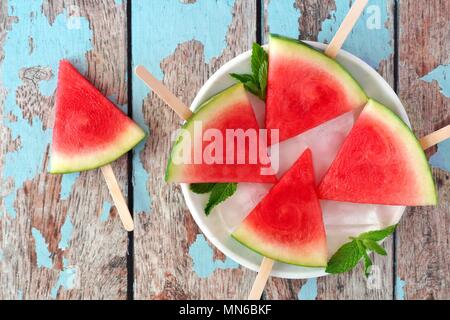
[263,0,396,300]
[396,0,450,300]
[0,0,128,299]
[132,0,257,299]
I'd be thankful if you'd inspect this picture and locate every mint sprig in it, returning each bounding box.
[326,224,397,277]
[230,43,268,100]
[190,183,237,216]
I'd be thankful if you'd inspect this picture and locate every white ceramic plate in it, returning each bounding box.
[180,42,408,279]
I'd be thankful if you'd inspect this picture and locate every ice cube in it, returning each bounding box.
[269,111,355,182]
[216,182,273,232]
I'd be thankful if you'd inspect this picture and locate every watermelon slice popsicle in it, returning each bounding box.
[135,68,276,183]
[265,5,370,143]
[232,149,328,267]
[317,100,445,206]
[50,61,146,231]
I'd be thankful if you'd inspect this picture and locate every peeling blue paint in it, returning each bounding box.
[31,227,52,269]
[3,118,51,218]
[266,0,300,40]
[188,234,238,278]
[0,249,3,261]
[51,258,77,299]
[132,0,235,214]
[58,215,73,250]
[318,0,393,69]
[420,64,447,175]
[60,173,79,200]
[132,0,234,80]
[430,139,450,172]
[395,277,406,300]
[298,278,318,300]
[17,290,23,300]
[132,144,152,214]
[99,201,112,222]
[1,0,92,218]
[421,64,450,98]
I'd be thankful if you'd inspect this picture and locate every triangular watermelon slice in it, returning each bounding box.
[266,34,367,142]
[318,99,437,206]
[232,149,328,267]
[50,60,146,173]
[166,84,276,183]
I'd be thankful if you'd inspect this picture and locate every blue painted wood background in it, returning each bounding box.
[0,0,448,299]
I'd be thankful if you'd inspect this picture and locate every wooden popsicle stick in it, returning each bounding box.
[101,164,134,232]
[248,257,274,300]
[324,0,369,58]
[420,125,450,150]
[135,65,193,121]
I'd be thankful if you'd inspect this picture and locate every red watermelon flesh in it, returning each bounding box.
[50,60,145,173]
[166,84,277,183]
[318,99,437,206]
[232,149,328,267]
[266,34,367,143]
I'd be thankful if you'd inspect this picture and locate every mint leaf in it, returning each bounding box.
[230,43,268,100]
[362,250,373,277]
[251,43,268,80]
[326,240,363,274]
[190,183,216,194]
[204,183,237,216]
[363,239,387,256]
[258,60,268,100]
[359,224,397,241]
[230,73,260,96]
[190,183,238,216]
[363,256,372,277]
[356,240,372,277]
[355,239,365,255]
[230,73,254,84]
[243,81,261,97]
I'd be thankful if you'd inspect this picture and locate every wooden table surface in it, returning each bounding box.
[0,0,448,300]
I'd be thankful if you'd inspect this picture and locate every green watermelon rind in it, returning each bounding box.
[50,127,146,174]
[269,34,368,107]
[165,83,248,182]
[364,99,438,205]
[231,231,327,268]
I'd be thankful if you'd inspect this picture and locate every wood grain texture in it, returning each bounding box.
[132,0,257,299]
[263,0,396,300]
[396,0,450,300]
[0,0,128,299]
